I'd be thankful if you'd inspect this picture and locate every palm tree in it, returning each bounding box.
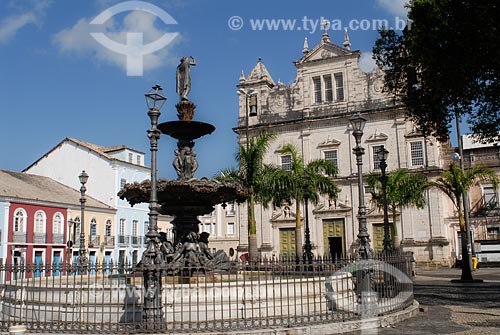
[430,163,498,281]
[367,169,429,250]
[218,132,276,260]
[269,144,340,259]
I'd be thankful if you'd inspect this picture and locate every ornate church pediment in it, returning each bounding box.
[405,128,424,139]
[366,129,388,142]
[313,199,351,214]
[301,43,353,63]
[317,135,341,148]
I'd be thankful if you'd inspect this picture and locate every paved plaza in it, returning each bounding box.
[348,266,500,334]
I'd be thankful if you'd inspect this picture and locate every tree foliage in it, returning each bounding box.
[430,163,498,230]
[218,132,277,260]
[267,143,340,258]
[373,0,500,142]
[429,163,498,280]
[367,169,429,248]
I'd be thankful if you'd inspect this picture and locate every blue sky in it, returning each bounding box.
[0,0,436,180]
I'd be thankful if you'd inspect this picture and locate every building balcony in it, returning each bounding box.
[117,235,130,245]
[52,233,64,244]
[88,235,100,248]
[131,236,141,246]
[13,232,26,243]
[33,233,46,244]
[104,236,115,247]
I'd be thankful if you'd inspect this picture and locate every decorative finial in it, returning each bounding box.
[343,28,351,50]
[302,37,309,54]
[321,20,330,43]
[239,70,246,82]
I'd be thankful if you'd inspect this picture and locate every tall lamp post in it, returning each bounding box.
[350,114,376,308]
[237,88,257,257]
[142,85,166,329]
[302,174,313,265]
[350,114,373,259]
[377,146,392,253]
[76,170,89,274]
[454,112,474,281]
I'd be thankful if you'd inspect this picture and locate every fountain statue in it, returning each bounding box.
[118,57,247,276]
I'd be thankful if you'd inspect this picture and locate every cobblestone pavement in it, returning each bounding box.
[347,267,500,334]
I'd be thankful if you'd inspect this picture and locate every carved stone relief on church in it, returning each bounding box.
[267,83,291,114]
[271,203,297,221]
[367,68,385,99]
[290,79,302,109]
[321,50,334,58]
[366,129,388,142]
[317,135,341,148]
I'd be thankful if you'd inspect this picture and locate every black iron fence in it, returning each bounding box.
[0,253,413,334]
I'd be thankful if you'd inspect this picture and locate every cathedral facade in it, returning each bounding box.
[235,31,456,264]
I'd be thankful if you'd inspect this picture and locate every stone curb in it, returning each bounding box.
[222,301,420,335]
[1,301,420,335]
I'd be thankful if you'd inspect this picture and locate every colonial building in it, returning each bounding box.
[0,169,114,279]
[461,135,500,264]
[199,202,240,256]
[235,31,456,263]
[24,138,168,264]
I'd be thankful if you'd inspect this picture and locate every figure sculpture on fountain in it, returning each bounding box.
[176,56,197,121]
[173,140,198,180]
[176,56,196,101]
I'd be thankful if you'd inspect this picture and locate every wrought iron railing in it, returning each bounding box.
[118,235,130,245]
[12,232,26,243]
[33,233,46,244]
[0,253,413,334]
[88,235,100,247]
[131,236,141,246]
[104,236,115,247]
[52,233,64,244]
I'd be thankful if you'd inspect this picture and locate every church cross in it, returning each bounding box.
[321,20,329,34]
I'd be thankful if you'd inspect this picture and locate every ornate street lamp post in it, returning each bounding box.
[350,114,373,259]
[377,146,392,253]
[76,170,89,274]
[454,112,474,281]
[302,173,313,265]
[350,114,376,308]
[142,85,166,329]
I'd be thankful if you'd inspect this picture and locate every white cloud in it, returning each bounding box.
[359,52,377,73]
[376,0,409,17]
[0,0,52,44]
[53,10,180,75]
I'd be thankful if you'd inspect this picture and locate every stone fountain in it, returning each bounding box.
[118,57,247,276]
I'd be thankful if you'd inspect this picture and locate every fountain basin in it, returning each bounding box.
[118,178,247,214]
[158,121,215,141]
